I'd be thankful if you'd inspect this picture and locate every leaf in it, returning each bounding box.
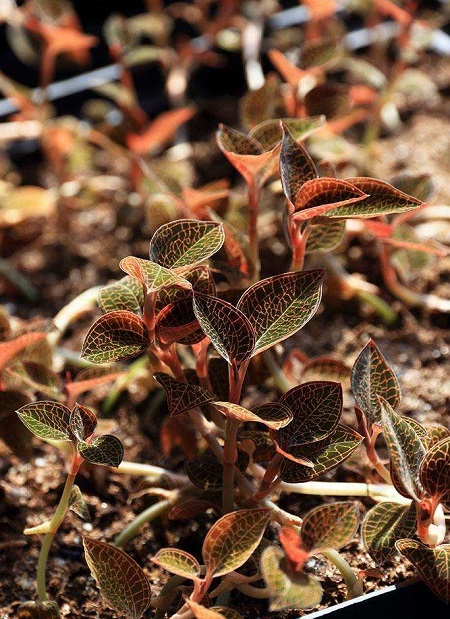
[302,37,343,70]
[280,122,318,204]
[149,220,225,271]
[396,540,450,604]
[238,430,276,463]
[169,499,218,521]
[419,438,450,501]
[239,74,280,130]
[351,339,401,426]
[193,293,255,368]
[203,508,271,578]
[306,220,346,254]
[152,548,201,580]
[5,361,63,398]
[362,501,416,565]
[66,367,125,401]
[278,382,343,449]
[155,299,204,346]
[380,398,426,501]
[185,600,241,619]
[154,372,214,416]
[335,177,423,218]
[268,49,307,89]
[17,401,72,442]
[301,357,351,387]
[280,425,363,483]
[390,173,435,202]
[119,257,191,294]
[69,404,97,441]
[305,83,349,118]
[81,311,150,364]
[261,545,322,611]
[249,117,325,151]
[211,401,292,430]
[237,271,323,357]
[79,435,124,467]
[69,485,91,521]
[156,266,216,312]
[186,450,249,492]
[292,178,368,221]
[301,502,360,553]
[127,107,195,155]
[99,278,143,315]
[83,538,152,618]
[0,391,33,458]
[0,332,47,374]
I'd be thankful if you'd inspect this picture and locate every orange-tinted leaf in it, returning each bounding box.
[127,107,195,155]
[0,332,47,374]
[83,538,152,618]
[267,49,308,89]
[155,299,204,346]
[152,548,201,579]
[119,257,191,294]
[212,401,292,430]
[293,178,368,221]
[203,508,271,578]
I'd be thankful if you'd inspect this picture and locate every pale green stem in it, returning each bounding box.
[113,499,172,549]
[321,548,363,600]
[112,461,188,485]
[36,468,78,602]
[49,286,102,347]
[263,350,294,393]
[234,582,271,598]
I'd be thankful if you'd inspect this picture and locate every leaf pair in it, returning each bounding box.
[17,401,123,467]
[152,508,270,581]
[261,502,359,611]
[192,269,324,373]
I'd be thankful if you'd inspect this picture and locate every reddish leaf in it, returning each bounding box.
[154,372,214,416]
[127,107,195,155]
[212,401,292,430]
[301,502,360,552]
[419,438,450,502]
[293,178,368,221]
[280,123,318,205]
[0,332,47,374]
[69,404,97,441]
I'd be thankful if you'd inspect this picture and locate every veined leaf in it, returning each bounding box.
[69,404,97,442]
[6,361,63,398]
[155,298,204,346]
[306,220,346,254]
[120,257,191,294]
[81,311,150,364]
[156,265,216,312]
[203,508,271,578]
[301,357,351,386]
[152,548,201,580]
[239,74,280,130]
[338,177,423,218]
[0,332,47,373]
[17,401,71,442]
[149,220,225,271]
[278,381,343,449]
[280,425,363,483]
[154,372,214,416]
[380,398,426,501]
[237,270,323,357]
[351,339,401,426]
[169,499,218,521]
[79,435,124,467]
[261,545,322,611]
[186,450,249,492]
[292,178,368,221]
[66,367,125,401]
[396,540,450,604]
[280,122,318,205]
[238,430,276,463]
[249,117,325,151]
[185,600,241,619]
[419,438,450,501]
[362,501,416,565]
[301,502,360,553]
[193,293,256,368]
[83,538,152,618]
[69,485,91,521]
[212,401,292,430]
[98,278,143,315]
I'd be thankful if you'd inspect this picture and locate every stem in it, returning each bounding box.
[356,290,397,325]
[234,582,271,598]
[36,457,79,602]
[247,179,261,283]
[113,499,172,549]
[321,548,363,600]
[222,419,239,513]
[112,461,188,485]
[290,223,310,272]
[263,350,294,393]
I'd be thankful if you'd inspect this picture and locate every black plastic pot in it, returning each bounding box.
[302,580,446,619]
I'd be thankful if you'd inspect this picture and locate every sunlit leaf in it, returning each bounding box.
[154,372,214,416]
[419,437,450,502]
[396,539,450,604]
[193,293,255,368]
[185,600,242,619]
[237,271,323,357]
[17,401,71,442]
[301,357,351,386]
[212,401,292,430]
[380,398,426,501]
[69,404,97,441]
[81,311,150,364]
[280,425,363,483]
[66,366,125,401]
[280,122,318,204]
[278,382,342,449]
[351,339,401,426]
[306,221,346,254]
[249,117,325,151]
[423,425,450,450]
[69,485,91,521]
[79,435,124,467]
[99,278,143,315]
[149,220,225,271]
[203,508,271,578]
[362,501,416,565]
[152,548,201,580]
[261,545,322,611]
[83,538,152,618]
[119,257,191,294]
[301,502,360,552]
[292,178,368,221]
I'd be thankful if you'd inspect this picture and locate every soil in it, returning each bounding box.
[0,52,449,619]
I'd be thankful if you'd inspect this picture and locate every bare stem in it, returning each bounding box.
[113,499,172,549]
[248,179,261,283]
[321,548,363,600]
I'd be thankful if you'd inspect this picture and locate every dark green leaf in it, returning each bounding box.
[396,540,450,604]
[79,435,124,467]
[362,501,416,565]
[301,502,360,552]
[154,372,214,416]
